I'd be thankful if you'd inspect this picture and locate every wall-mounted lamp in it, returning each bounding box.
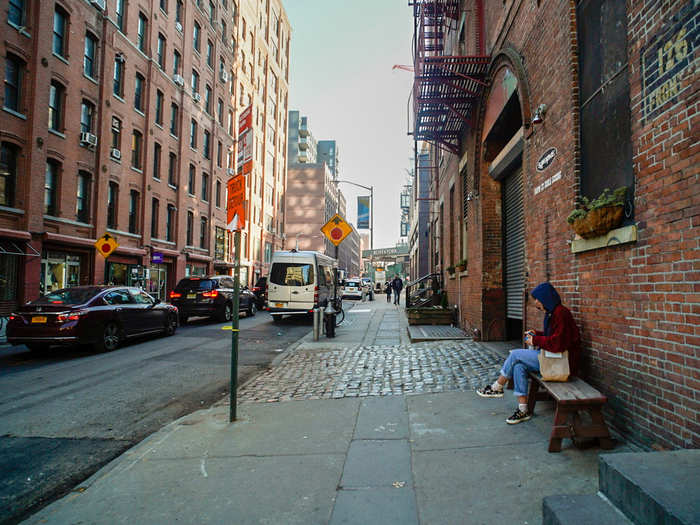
[532,104,547,125]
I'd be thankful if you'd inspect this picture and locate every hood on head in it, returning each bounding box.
[530,282,561,312]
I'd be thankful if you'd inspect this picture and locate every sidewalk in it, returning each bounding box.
[24,300,632,524]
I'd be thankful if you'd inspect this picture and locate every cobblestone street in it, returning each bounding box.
[239,300,509,403]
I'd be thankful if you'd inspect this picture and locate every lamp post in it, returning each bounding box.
[333,180,373,274]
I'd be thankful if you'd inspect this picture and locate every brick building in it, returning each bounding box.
[409,0,698,449]
[0,0,290,316]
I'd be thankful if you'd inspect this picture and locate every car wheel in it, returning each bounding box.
[179,314,188,325]
[94,322,121,352]
[165,313,177,336]
[248,302,257,317]
[219,302,233,322]
[26,343,49,354]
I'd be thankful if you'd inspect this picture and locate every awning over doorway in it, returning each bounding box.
[0,240,39,257]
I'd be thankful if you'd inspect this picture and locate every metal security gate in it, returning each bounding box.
[503,168,525,321]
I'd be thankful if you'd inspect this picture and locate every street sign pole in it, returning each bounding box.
[230,229,241,422]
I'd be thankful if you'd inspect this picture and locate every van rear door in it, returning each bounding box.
[268,261,316,309]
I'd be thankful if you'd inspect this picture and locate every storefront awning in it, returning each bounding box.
[0,240,39,257]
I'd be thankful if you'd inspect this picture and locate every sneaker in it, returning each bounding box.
[506,409,532,424]
[476,385,504,398]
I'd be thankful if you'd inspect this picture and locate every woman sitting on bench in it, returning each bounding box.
[476,282,581,424]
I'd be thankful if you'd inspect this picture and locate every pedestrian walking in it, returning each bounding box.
[385,281,392,302]
[391,276,403,305]
[476,282,581,424]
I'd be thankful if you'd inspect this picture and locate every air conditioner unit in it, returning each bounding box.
[90,0,106,11]
[80,132,98,147]
[175,21,183,32]
[173,74,185,86]
[110,148,121,160]
[193,92,202,103]
[227,168,236,176]
[220,70,229,82]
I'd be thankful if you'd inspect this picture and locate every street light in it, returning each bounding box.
[332,179,373,272]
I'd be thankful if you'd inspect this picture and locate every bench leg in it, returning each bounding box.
[590,406,614,450]
[549,404,574,453]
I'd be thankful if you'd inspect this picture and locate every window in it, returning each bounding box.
[173,50,181,75]
[193,22,201,52]
[160,0,168,13]
[128,190,139,233]
[188,164,195,194]
[264,242,272,263]
[0,142,19,207]
[203,130,210,159]
[155,90,164,125]
[53,7,67,58]
[269,263,314,286]
[217,98,223,125]
[157,34,166,69]
[134,73,144,111]
[191,69,199,94]
[215,179,221,207]
[111,117,122,149]
[107,181,118,228]
[206,40,213,67]
[170,103,179,135]
[151,198,159,237]
[84,33,98,78]
[153,142,162,179]
[80,100,94,133]
[166,204,175,241]
[227,110,233,135]
[176,0,182,24]
[216,140,222,167]
[131,130,143,169]
[76,171,90,223]
[4,55,23,112]
[199,217,208,248]
[48,81,64,132]
[208,1,215,23]
[44,160,59,216]
[214,227,225,260]
[204,84,212,113]
[221,19,227,39]
[8,0,25,27]
[137,13,148,52]
[190,119,197,148]
[115,0,125,32]
[186,211,193,245]
[113,56,124,97]
[168,152,177,185]
[201,172,209,201]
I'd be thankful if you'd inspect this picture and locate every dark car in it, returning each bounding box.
[169,275,257,324]
[251,276,267,308]
[6,286,178,353]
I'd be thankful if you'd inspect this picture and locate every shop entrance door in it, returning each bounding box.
[146,265,168,301]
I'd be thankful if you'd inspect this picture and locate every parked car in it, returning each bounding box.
[361,278,375,300]
[342,279,366,300]
[6,286,178,353]
[170,276,257,324]
[251,276,267,309]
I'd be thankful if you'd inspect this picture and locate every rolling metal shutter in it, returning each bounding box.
[503,169,524,320]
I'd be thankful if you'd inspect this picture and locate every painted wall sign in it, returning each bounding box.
[534,171,562,195]
[641,3,698,123]
[536,147,557,172]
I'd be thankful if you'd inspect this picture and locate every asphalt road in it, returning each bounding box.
[0,312,312,525]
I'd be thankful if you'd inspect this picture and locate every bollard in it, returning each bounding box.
[313,307,320,341]
[324,302,336,338]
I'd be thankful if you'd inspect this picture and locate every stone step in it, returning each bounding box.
[599,450,700,525]
[543,494,634,525]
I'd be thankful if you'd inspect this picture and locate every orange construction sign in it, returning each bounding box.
[321,213,353,246]
[227,175,246,231]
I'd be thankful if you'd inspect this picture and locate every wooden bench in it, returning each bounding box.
[526,372,614,452]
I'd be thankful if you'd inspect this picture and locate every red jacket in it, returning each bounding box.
[532,304,581,376]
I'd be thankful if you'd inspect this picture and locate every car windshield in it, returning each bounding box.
[33,287,102,305]
[174,279,215,292]
[270,263,314,286]
[346,281,360,287]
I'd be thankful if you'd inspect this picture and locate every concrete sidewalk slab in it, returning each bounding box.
[341,440,412,488]
[354,396,408,440]
[330,487,418,525]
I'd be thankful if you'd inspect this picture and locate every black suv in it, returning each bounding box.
[251,276,267,309]
[170,276,257,324]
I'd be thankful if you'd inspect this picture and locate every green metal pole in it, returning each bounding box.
[230,229,241,422]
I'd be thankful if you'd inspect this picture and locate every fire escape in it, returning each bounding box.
[410,0,489,155]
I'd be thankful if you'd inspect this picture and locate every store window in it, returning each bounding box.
[105,262,142,287]
[41,252,82,294]
[215,226,225,260]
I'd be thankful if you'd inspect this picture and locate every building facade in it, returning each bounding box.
[409,0,698,449]
[0,0,290,321]
[407,147,431,281]
[287,110,316,164]
[316,140,338,178]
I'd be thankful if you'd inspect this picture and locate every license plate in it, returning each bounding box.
[32,316,47,323]
[275,303,284,307]
[187,294,196,299]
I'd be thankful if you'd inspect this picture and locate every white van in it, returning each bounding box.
[266,250,337,321]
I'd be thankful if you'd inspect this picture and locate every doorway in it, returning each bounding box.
[503,168,524,339]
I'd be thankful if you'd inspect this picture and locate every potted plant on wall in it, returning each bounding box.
[456,259,467,272]
[567,186,627,239]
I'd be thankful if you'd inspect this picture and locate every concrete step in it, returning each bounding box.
[543,494,634,525]
[599,450,700,525]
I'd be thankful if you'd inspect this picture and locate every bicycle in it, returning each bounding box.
[331,297,345,326]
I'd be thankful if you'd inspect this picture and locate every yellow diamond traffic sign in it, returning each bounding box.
[321,213,353,246]
[95,232,119,258]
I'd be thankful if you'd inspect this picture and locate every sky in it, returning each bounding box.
[282,0,415,251]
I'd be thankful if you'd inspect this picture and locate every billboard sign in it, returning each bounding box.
[357,196,370,229]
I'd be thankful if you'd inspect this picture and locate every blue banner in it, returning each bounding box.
[357,196,370,229]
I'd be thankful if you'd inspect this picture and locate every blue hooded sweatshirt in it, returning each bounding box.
[530,282,561,336]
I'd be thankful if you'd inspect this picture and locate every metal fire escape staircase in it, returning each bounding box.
[410,0,489,155]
